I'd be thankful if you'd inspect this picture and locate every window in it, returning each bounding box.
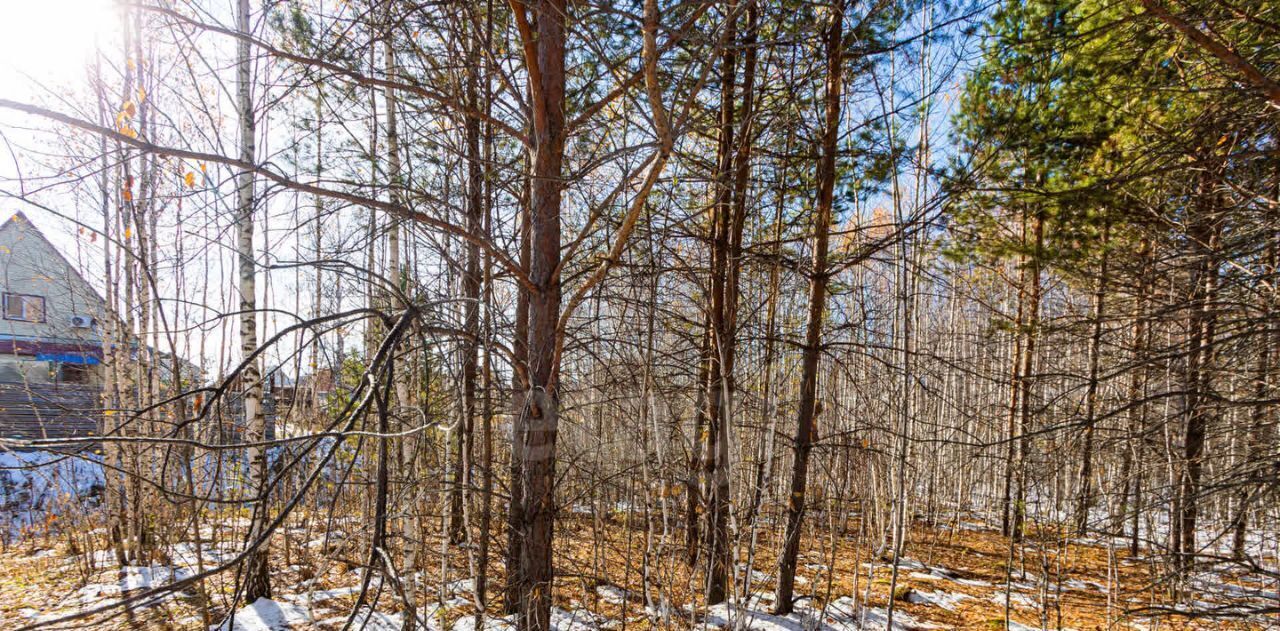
[59,363,92,384]
[3,293,45,322]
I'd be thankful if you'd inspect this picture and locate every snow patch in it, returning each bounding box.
[596,584,631,604]
[904,589,973,611]
[1,450,104,539]
[72,564,193,607]
[212,598,316,631]
[989,591,1039,610]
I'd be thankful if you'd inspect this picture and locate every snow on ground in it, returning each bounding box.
[549,607,606,631]
[737,564,775,587]
[1,450,104,538]
[904,588,973,611]
[1062,578,1109,593]
[316,606,404,630]
[170,541,239,572]
[828,597,938,630]
[850,606,940,630]
[62,563,195,612]
[701,595,946,631]
[211,585,614,631]
[0,450,103,507]
[213,598,317,631]
[704,600,837,631]
[862,557,927,573]
[449,608,601,631]
[451,613,517,631]
[595,584,630,604]
[281,584,363,607]
[12,561,198,624]
[989,591,1039,610]
[903,566,990,587]
[1002,621,1050,631]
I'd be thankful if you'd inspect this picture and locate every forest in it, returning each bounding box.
[0,0,1276,629]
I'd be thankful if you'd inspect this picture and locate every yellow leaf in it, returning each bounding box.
[124,226,133,239]
[184,172,196,188]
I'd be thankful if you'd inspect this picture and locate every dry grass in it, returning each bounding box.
[0,509,1272,630]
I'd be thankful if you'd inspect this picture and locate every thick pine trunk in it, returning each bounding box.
[774,0,842,614]
[510,2,566,628]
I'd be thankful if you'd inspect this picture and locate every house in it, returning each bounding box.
[0,212,267,447]
[0,212,105,443]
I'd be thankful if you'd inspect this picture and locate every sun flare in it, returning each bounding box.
[0,0,120,94]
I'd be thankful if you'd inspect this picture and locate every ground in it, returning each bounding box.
[0,508,1274,630]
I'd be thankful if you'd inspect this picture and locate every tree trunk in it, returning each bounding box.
[451,4,484,546]
[477,0,496,609]
[504,152,531,617]
[703,0,740,605]
[1116,238,1151,555]
[1001,221,1027,538]
[1012,208,1043,543]
[510,2,566,629]
[686,319,708,564]
[774,0,842,614]
[1074,223,1110,534]
[236,0,271,602]
[1178,176,1221,566]
[1232,234,1275,559]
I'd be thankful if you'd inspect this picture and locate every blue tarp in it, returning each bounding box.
[36,352,101,365]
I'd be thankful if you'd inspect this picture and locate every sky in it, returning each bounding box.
[0,0,983,379]
[0,0,119,93]
[0,0,121,245]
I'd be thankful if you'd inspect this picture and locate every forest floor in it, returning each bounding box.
[0,508,1275,630]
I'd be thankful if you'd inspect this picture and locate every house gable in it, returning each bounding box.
[0,212,106,346]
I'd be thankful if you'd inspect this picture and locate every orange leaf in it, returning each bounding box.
[184,172,196,188]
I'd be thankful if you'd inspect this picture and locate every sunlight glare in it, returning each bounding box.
[0,0,121,95]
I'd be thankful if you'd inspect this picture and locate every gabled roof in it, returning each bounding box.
[0,211,108,308]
